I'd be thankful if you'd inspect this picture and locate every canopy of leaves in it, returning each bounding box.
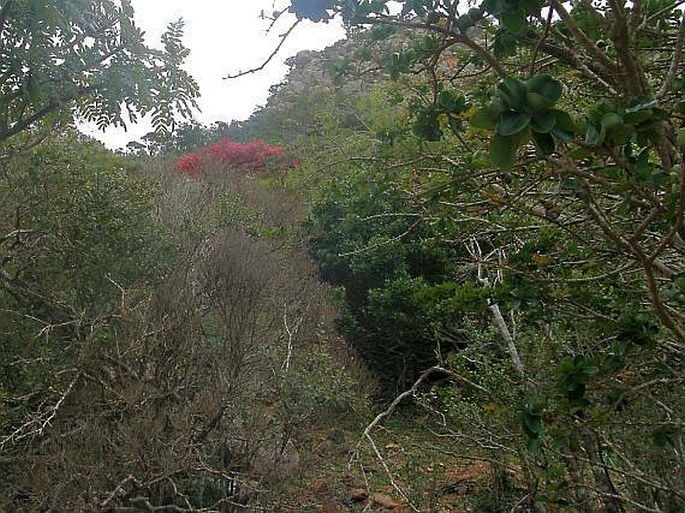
[0,0,199,142]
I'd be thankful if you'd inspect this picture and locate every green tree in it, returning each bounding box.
[0,0,199,142]
[272,1,684,510]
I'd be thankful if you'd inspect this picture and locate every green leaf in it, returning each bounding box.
[623,110,653,125]
[484,0,509,16]
[553,109,576,133]
[531,110,556,133]
[533,131,555,155]
[524,394,544,415]
[493,28,518,57]
[585,122,606,146]
[499,111,531,136]
[497,77,528,110]
[526,91,554,111]
[526,436,542,454]
[470,107,497,130]
[413,109,443,141]
[501,8,528,35]
[524,414,543,434]
[490,133,517,169]
[456,14,474,31]
[600,112,624,131]
[677,128,685,149]
[437,90,468,114]
[526,74,563,102]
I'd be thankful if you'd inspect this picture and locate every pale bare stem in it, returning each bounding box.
[355,367,490,450]
[364,432,421,512]
[107,274,127,313]
[431,431,519,455]
[490,304,527,382]
[1,228,32,241]
[350,365,487,511]
[281,300,306,371]
[0,371,81,449]
[648,214,684,261]
[642,0,685,27]
[527,31,619,94]
[34,319,80,341]
[635,247,685,343]
[358,212,430,221]
[224,19,301,79]
[458,33,508,78]
[262,6,288,34]
[631,206,664,243]
[464,239,528,382]
[555,446,685,499]
[593,493,663,513]
[99,475,144,509]
[510,494,531,513]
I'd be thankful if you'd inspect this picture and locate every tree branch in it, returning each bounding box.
[225,19,302,79]
[549,0,619,79]
[657,9,685,99]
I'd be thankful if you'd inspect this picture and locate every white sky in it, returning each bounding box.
[85,1,345,149]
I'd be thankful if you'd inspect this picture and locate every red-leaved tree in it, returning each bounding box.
[174,139,292,176]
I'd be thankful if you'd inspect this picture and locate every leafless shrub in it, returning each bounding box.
[0,163,372,511]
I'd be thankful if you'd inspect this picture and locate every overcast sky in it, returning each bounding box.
[84,1,345,148]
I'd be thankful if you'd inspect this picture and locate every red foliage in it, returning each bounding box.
[174,138,291,176]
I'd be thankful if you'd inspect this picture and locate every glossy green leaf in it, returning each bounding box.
[585,122,606,146]
[531,110,556,133]
[499,111,531,136]
[553,109,577,133]
[533,130,555,155]
[483,0,509,16]
[601,112,624,131]
[437,90,468,114]
[526,74,563,102]
[497,77,528,110]
[527,91,554,111]
[490,133,517,170]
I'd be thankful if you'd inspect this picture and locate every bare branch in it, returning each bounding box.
[225,19,302,79]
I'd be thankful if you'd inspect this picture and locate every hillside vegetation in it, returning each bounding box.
[1,0,684,512]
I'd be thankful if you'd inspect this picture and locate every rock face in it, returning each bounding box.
[267,29,399,107]
[261,24,478,128]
